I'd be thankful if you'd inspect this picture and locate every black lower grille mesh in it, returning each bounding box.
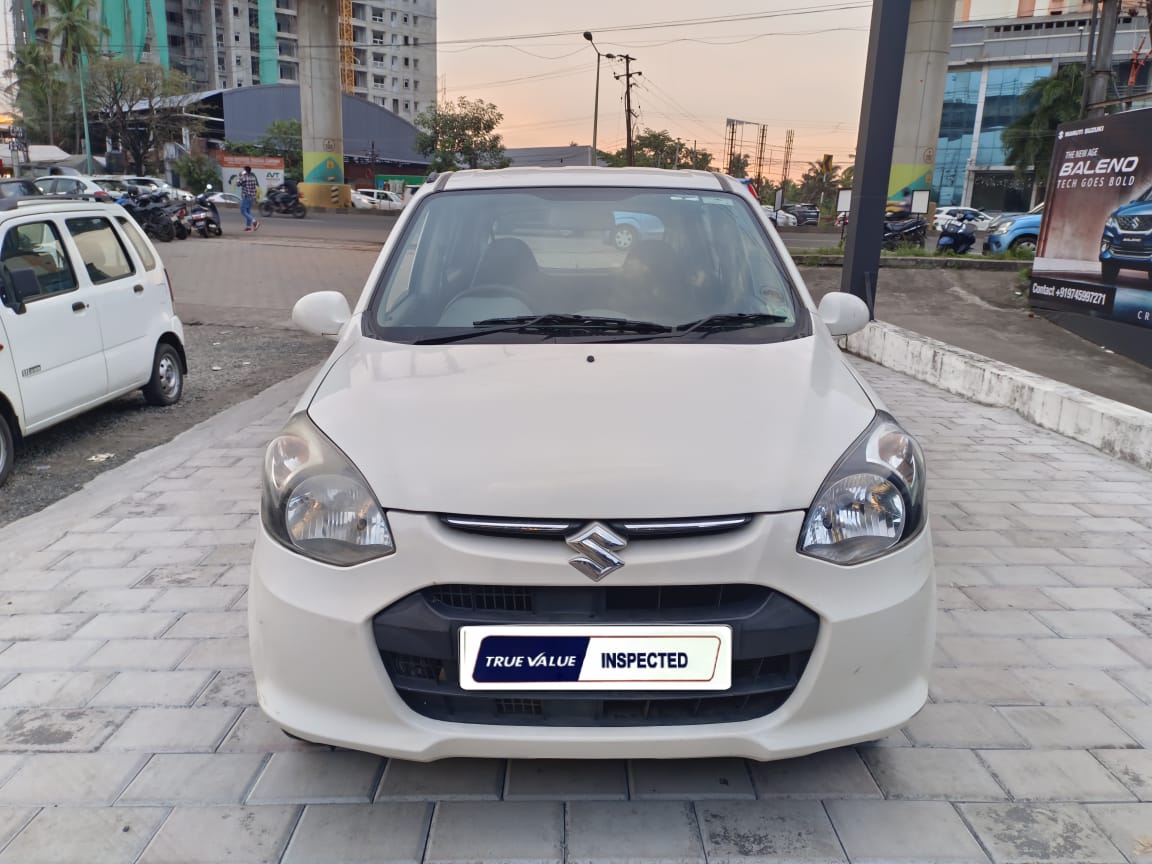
[374,584,818,727]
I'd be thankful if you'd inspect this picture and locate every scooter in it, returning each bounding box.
[936,211,978,255]
[189,185,222,238]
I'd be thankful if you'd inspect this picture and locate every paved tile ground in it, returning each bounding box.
[0,359,1149,863]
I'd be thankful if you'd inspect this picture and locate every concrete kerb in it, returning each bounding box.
[846,320,1152,471]
[0,367,319,569]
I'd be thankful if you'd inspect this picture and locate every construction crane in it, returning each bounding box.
[339,0,355,94]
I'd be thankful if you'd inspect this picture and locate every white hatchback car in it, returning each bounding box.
[0,200,185,485]
[251,167,933,761]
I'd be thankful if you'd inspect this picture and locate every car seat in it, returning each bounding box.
[621,239,703,322]
[437,238,539,327]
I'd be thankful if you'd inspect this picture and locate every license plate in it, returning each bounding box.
[459,625,731,691]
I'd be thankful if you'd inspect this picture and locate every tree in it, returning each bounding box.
[1003,63,1085,196]
[258,118,302,181]
[840,165,854,188]
[414,96,509,171]
[798,156,842,207]
[172,154,220,193]
[597,129,714,170]
[45,0,103,70]
[86,59,197,174]
[7,42,69,145]
[726,153,750,178]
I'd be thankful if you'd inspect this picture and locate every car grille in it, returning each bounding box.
[373,584,818,726]
[1117,215,1152,232]
[439,514,752,540]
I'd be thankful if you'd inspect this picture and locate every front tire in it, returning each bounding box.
[0,412,13,488]
[291,203,307,219]
[1101,261,1120,283]
[1010,235,1037,254]
[142,344,183,407]
[260,201,275,217]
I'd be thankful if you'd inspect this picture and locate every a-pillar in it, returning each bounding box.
[888,0,955,210]
[298,0,350,208]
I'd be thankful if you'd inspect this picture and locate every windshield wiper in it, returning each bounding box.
[675,312,789,337]
[413,313,672,345]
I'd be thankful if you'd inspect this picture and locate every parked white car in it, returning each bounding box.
[251,167,933,761]
[763,205,798,228]
[354,188,406,211]
[34,175,117,202]
[0,200,185,485]
[350,190,377,210]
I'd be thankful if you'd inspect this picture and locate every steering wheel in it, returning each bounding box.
[443,283,536,311]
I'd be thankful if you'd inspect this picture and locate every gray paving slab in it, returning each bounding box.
[218,707,327,753]
[1092,749,1152,801]
[0,806,168,864]
[566,800,705,864]
[960,803,1128,864]
[247,750,384,804]
[0,640,103,670]
[0,708,127,752]
[1083,804,1152,864]
[377,758,505,801]
[177,636,253,669]
[83,639,197,670]
[1103,705,1152,749]
[928,667,1038,705]
[503,759,628,801]
[824,800,989,863]
[0,753,146,804]
[1017,668,1144,706]
[748,748,881,799]
[903,703,1028,748]
[87,670,214,707]
[424,801,562,864]
[137,805,300,864]
[0,671,113,708]
[696,800,847,864]
[978,750,1137,802]
[997,706,1139,749]
[0,808,35,851]
[62,589,162,613]
[629,758,755,800]
[860,747,1008,801]
[281,802,433,864]
[117,753,267,805]
[100,707,240,752]
[194,670,258,707]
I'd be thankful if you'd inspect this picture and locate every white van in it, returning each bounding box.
[0,200,186,485]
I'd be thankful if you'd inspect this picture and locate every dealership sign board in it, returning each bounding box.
[216,153,285,198]
[1031,107,1152,330]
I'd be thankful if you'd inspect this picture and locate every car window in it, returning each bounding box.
[0,181,39,199]
[0,220,78,299]
[115,216,157,271]
[369,187,806,344]
[65,217,135,284]
[34,180,55,195]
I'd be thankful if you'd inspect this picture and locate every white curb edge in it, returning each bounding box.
[845,320,1152,472]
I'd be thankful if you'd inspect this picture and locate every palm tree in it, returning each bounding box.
[7,42,65,145]
[1003,63,1085,198]
[45,0,107,154]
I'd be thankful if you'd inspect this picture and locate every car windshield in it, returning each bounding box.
[367,186,808,344]
[1136,185,1152,203]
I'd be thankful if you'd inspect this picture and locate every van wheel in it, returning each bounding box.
[0,412,13,488]
[143,344,184,406]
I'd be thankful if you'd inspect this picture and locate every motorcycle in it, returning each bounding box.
[936,211,978,255]
[882,212,928,251]
[162,196,191,240]
[260,188,307,219]
[189,185,222,238]
[118,191,174,243]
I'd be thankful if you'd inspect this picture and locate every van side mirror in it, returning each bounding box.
[817,292,870,337]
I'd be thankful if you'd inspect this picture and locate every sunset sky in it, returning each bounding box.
[436,1,878,174]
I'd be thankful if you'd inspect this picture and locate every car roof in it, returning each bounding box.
[0,199,125,220]
[434,166,731,193]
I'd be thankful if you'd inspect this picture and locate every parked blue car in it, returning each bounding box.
[983,203,1043,254]
[1100,186,1152,283]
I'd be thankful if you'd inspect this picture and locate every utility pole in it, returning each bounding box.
[1086,0,1121,117]
[755,125,767,189]
[780,129,795,186]
[615,54,640,166]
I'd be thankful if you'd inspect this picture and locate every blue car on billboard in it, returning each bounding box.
[1100,185,1152,283]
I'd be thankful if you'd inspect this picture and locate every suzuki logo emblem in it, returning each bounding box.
[565,522,627,581]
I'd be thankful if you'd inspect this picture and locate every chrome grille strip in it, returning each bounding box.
[440,514,753,539]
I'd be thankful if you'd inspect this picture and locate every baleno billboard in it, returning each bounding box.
[1030,107,1152,330]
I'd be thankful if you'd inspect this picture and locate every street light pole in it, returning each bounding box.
[79,51,93,175]
[582,32,615,167]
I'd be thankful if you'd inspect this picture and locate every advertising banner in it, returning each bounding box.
[1030,108,1152,330]
[216,153,284,199]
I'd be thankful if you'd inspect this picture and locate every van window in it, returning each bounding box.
[115,216,157,270]
[66,217,135,284]
[0,221,78,299]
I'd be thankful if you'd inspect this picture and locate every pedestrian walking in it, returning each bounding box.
[238,166,260,232]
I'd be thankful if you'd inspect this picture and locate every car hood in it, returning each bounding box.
[1113,201,1152,218]
[306,334,877,518]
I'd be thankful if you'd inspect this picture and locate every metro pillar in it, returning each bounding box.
[298,0,350,208]
[889,0,955,208]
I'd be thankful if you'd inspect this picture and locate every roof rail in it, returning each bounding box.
[13,193,111,207]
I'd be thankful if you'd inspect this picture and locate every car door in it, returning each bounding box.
[0,217,107,430]
[62,214,154,393]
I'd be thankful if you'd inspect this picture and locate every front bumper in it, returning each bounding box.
[1100,228,1152,270]
[984,234,1008,254]
[249,512,934,761]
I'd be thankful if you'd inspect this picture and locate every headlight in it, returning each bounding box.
[1105,217,1118,230]
[799,412,926,565]
[991,221,1014,235]
[262,413,395,566]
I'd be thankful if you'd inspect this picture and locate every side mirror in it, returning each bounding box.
[817,292,870,337]
[293,291,351,339]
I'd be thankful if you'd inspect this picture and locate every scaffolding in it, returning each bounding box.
[339,0,355,93]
